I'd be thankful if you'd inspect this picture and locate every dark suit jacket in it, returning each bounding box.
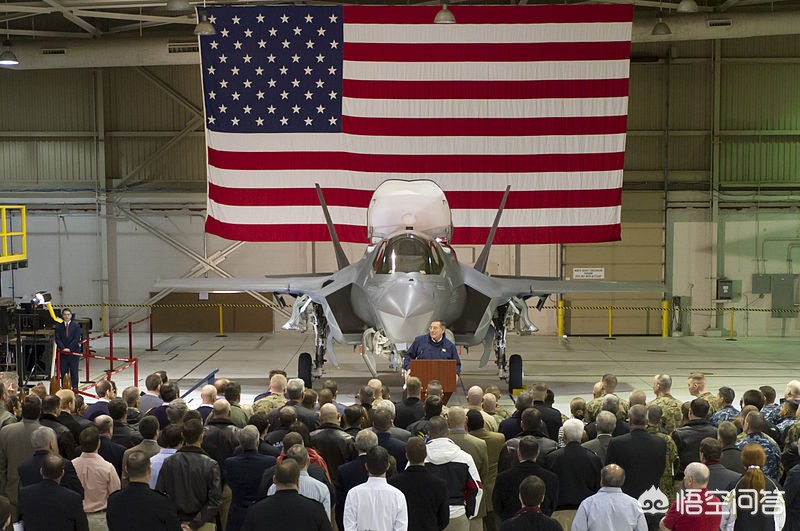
[706,462,741,494]
[494,460,559,519]
[499,509,563,531]
[389,465,449,531]
[18,479,89,531]
[376,431,407,471]
[58,410,86,441]
[543,441,601,509]
[106,482,181,531]
[224,450,277,531]
[146,404,171,430]
[533,402,563,441]
[241,490,332,531]
[267,400,320,433]
[783,463,800,531]
[585,419,630,440]
[582,433,613,464]
[55,320,82,352]
[721,445,746,474]
[672,419,717,472]
[84,400,110,422]
[394,397,425,430]
[499,412,523,441]
[18,449,84,498]
[605,428,667,499]
[112,420,143,449]
[334,454,368,530]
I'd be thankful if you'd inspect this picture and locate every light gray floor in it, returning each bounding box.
[76,331,799,413]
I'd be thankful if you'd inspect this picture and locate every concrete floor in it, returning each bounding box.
[74,331,800,413]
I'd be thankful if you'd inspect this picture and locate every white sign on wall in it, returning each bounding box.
[572,267,605,280]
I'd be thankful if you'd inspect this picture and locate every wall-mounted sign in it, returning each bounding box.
[572,267,605,280]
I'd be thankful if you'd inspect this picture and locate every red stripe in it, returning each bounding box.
[342,79,630,100]
[209,184,622,209]
[343,5,634,25]
[341,116,628,137]
[208,149,625,173]
[344,41,631,63]
[205,218,621,245]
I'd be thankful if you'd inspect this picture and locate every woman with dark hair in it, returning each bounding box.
[721,443,785,530]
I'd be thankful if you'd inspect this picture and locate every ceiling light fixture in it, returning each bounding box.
[676,0,699,13]
[194,12,216,36]
[651,17,672,35]
[166,0,191,12]
[434,3,456,24]
[0,39,18,66]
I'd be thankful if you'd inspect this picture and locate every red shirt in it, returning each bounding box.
[662,488,723,531]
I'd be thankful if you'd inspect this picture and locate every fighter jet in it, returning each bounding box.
[154,180,662,384]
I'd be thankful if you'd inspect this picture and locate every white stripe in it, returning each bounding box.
[208,170,623,191]
[207,131,626,155]
[343,22,632,44]
[343,59,630,82]
[342,97,628,119]
[207,200,620,227]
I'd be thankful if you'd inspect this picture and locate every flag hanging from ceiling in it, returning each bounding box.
[199,5,633,244]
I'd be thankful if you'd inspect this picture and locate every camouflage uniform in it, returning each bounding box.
[586,394,630,422]
[736,432,782,480]
[709,405,740,427]
[684,392,720,417]
[252,393,287,416]
[646,425,680,502]
[762,404,782,426]
[782,421,800,449]
[648,394,684,434]
[776,417,797,437]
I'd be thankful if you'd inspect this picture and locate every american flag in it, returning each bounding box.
[199,5,633,244]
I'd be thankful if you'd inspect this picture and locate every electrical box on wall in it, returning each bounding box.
[752,274,771,295]
[716,279,733,300]
[771,274,797,318]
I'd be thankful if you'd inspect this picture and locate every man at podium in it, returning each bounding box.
[403,320,461,377]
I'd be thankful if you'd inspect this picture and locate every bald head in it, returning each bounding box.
[95,415,113,436]
[212,399,231,418]
[319,403,339,424]
[201,385,217,404]
[629,390,646,407]
[684,462,710,488]
[592,381,604,399]
[467,386,484,406]
[447,407,467,430]
[601,464,626,488]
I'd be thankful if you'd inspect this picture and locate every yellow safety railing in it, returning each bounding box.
[0,205,26,265]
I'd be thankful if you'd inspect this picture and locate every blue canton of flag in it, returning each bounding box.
[199,6,344,133]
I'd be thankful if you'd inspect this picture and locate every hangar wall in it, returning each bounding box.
[2,36,800,337]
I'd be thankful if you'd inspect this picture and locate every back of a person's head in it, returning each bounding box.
[596,411,617,435]
[285,443,310,469]
[740,443,767,493]
[760,385,776,404]
[466,409,484,431]
[138,415,159,440]
[529,383,547,401]
[286,379,305,401]
[742,389,765,409]
[570,397,586,420]
[427,416,449,439]
[700,437,722,462]
[427,380,443,398]
[223,381,241,403]
[602,374,618,392]
[322,379,337,396]
[647,405,663,426]
[746,411,766,433]
[317,388,333,406]
[374,399,396,418]
[354,429,378,454]
[629,390,647,407]
[212,399,231,419]
[279,406,297,427]
[520,408,542,432]
[270,373,288,392]
[159,382,179,403]
[405,437,427,465]
[515,392,533,412]
[718,386,735,406]
[249,412,269,434]
[122,386,140,407]
[21,395,41,420]
[274,458,300,487]
[30,426,56,451]
[238,425,260,451]
[301,389,317,410]
[519,476,546,508]
[372,409,393,432]
[126,451,150,480]
[41,453,65,481]
[601,394,620,415]
[684,462,710,488]
[343,405,364,427]
[517,436,540,462]
[654,374,672,391]
[447,407,467,430]
[358,386,374,403]
[365,446,389,476]
[288,421,311,446]
[406,377,422,396]
[79,426,101,452]
[56,389,75,411]
[282,432,304,453]
[182,419,204,445]
[145,373,162,392]
[601,464,626,488]
[628,404,647,427]
[167,399,188,425]
[424,395,443,418]
[690,398,710,419]
[562,419,584,443]
[108,397,127,421]
[162,425,183,449]
[319,403,338,424]
[96,380,112,398]
[41,395,61,416]
[95,415,113,435]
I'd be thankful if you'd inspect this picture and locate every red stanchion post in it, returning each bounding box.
[146,310,157,352]
[128,322,133,360]
[84,337,90,384]
[133,358,138,387]
[55,349,61,385]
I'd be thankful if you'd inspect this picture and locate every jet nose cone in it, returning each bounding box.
[376,277,435,343]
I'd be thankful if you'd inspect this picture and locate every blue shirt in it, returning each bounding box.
[572,487,647,531]
[736,433,781,480]
[403,334,461,374]
[710,405,740,427]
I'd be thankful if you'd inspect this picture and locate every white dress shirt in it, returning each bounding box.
[343,476,408,531]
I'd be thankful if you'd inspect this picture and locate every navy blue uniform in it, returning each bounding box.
[403,334,461,374]
[55,319,82,388]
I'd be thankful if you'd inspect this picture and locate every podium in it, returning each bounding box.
[410,359,457,405]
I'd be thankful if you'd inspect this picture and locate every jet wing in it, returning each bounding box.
[152,275,333,295]
[492,277,665,299]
